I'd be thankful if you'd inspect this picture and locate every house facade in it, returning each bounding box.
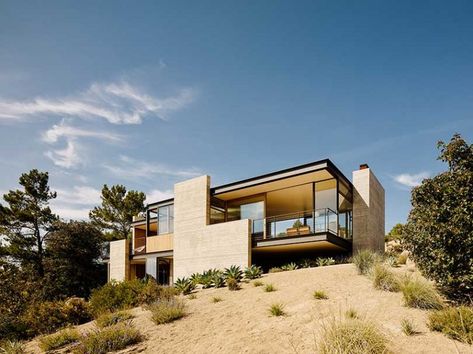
[107,159,385,284]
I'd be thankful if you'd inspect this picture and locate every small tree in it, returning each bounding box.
[403,134,473,301]
[0,169,58,278]
[385,223,404,242]
[89,185,145,240]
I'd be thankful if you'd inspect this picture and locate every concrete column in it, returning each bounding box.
[109,239,130,281]
[352,165,385,254]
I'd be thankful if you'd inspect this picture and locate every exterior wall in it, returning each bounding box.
[108,239,130,281]
[147,234,173,252]
[352,168,385,253]
[173,175,251,279]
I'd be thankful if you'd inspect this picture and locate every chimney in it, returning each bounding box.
[359,163,369,170]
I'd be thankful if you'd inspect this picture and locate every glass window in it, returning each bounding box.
[241,201,264,234]
[314,179,337,211]
[157,204,174,235]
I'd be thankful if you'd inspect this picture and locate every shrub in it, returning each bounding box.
[244,265,263,279]
[384,256,398,268]
[75,323,142,354]
[264,284,276,292]
[316,258,336,267]
[313,290,328,300]
[400,277,444,310]
[89,280,143,316]
[401,319,417,336]
[39,328,80,352]
[397,253,408,265]
[318,318,389,354]
[148,299,186,325]
[428,306,473,344]
[96,311,134,328]
[224,265,243,282]
[211,297,223,303]
[138,280,178,305]
[63,298,92,324]
[269,303,285,317]
[0,340,24,354]
[253,280,263,287]
[227,278,240,291]
[345,308,358,319]
[212,273,225,288]
[281,263,298,271]
[189,273,202,285]
[372,264,400,292]
[174,277,195,295]
[352,250,378,275]
[199,271,214,289]
[299,259,313,268]
[268,267,283,273]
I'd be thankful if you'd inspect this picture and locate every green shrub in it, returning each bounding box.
[269,303,285,317]
[264,284,276,292]
[401,319,417,336]
[96,311,134,328]
[174,277,195,295]
[212,273,225,288]
[211,297,223,303]
[281,262,298,271]
[75,323,142,354]
[89,280,143,316]
[428,306,473,344]
[39,328,80,352]
[244,265,263,279]
[345,308,358,319]
[253,280,263,287]
[299,259,313,268]
[372,264,400,292]
[316,258,336,267]
[318,318,389,354]
[227,278,240,291]
[199,270,214,288]
[397,253,408,265]
[148,299,186,325]
[400,277,444,310]
[352,250,378,275]
[189,273,202,285]
[313,290,328,300]
[268,267,283,273]
[224,265,243,282]
[0,340,24,354]
[137,280,178,305]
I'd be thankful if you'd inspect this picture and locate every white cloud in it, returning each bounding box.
[393,172,430,188]
[146,189,173,204]
[0,81,196,124]
[42,121,124,144]
[45,138,84,169]
[103,155,201,180]
[51,185,102,220]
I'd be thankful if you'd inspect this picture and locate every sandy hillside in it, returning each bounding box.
[26,264,472,354]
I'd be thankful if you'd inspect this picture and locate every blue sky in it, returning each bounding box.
[0,0,472,230]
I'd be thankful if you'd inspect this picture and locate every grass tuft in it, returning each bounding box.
[0,340,25,354]
[428,306,473,344]
[187,294,197,300]
[372,264,400,292]
[400,277,444,310]
[352,250,379,275]
[401,318,417,336]
[397,253,408,265]
[211,296,223,303]
[345,308,358,319]
[269,303,285,317]
[39,328,80,352]
[268,267,283,273]
[96,311,133,328]
[253,280,263,287]
[264,284,276,292]
[148,299,186,325]
[313,290,328,300]
[318,318,390,354]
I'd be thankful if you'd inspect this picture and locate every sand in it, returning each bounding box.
[25,264,472,354]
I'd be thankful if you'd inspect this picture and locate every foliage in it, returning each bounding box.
[223,265,243,282]
[174,277,195,295]
[189,273,202,285]
[253,280,263,287]
[211,296,223,303]
[226,278,240,291]
[428,306,473,344]
[148,299,186,325]
[39,328,80,352]
[317,318,390,354]
[268,267,283,273]
[313,290,328,300]
[96,311,134,328]
[89,184,145,241]
[281,262,298,271]
[397,253,408,265]
[43,221,104,299]
[316,258,335,267]
[402,134,473,301]
[137,280,178,305]
[89,280,143,316]
[372,264,400,292]
[269,303,285,317]
[75,322,142,354]
[385,223,404,243]
[0,341,24,354]
[400,277,444,310]
[244,265,262,279]
[352,250,379,275]
[384,256,398,268]
[212,272,225,288]
[0,169,58,278]
[264,284,276,292]
[299,259,313,268]
[187,294,197,300]
[400,319,417,336]
[345,309,358,319]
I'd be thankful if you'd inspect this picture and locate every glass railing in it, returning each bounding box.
[251,208,339,241]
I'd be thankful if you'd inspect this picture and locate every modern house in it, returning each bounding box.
[107,159,385,285]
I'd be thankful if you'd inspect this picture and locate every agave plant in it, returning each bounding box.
[316,257,336,267]
[189,273,202,285]
[224,265,243,282]
[299,259,313,268]
[244,265,263,279]
[212,272,225,288]
[174,277,195,295]
[281,262,298,271]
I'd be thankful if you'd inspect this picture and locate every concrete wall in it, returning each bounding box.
[352,168,385,253]
[173,175,251,279]
[109,239,130,281]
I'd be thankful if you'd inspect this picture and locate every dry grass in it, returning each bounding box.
[38,328,80,351]
[269,303,285,317]
[253,280,263,287]
[400,277,444,310]
[352,250,379,275]
[401,319,417,336]
[397,253,408,265]
[211,296,223,303]
[372,264,400,292]
[318,318,390,354]
[0,341,24,354]
[187,294,197,300]
[148,299,186,325]
[95,311,133,328]
[428,306,473,344]
[264,284,276,292]
[345,308,358,319]
[313,290,328,300]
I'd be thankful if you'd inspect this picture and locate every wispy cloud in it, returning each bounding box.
[103,155,201,180]
[45,139,84,169]
[146,189,174,204]
[42,120,124,144]
[51,185,102,220]
[393,172,430,188]
[0,81,196,124]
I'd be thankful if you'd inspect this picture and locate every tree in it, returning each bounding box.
[43,221,105,299]
[0,169,58,278]
[402,134,473,301]
[385,223,404,242]
[89,184,145,240]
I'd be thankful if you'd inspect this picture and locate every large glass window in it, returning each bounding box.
[338,181,353,238]
[210,197,226,225]
[158,204,174,235]
[227,197,264,234]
